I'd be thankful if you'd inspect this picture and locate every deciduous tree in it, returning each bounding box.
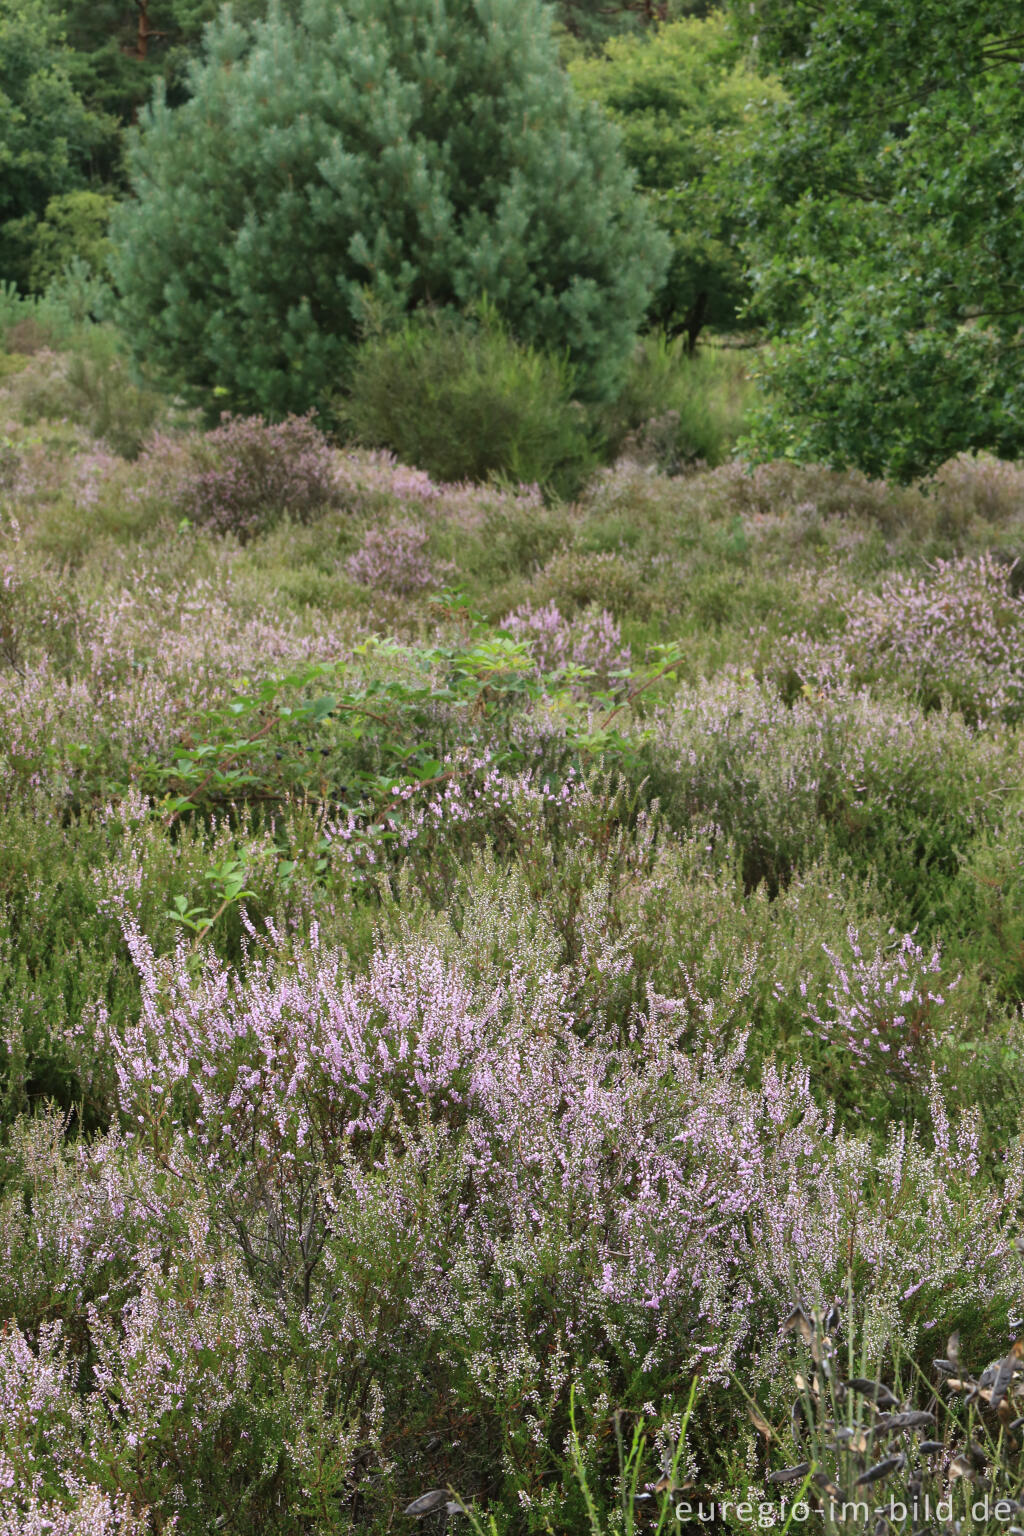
[731,0,1024,480]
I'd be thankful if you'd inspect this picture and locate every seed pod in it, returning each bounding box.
[988,1354,1018,1411]
[918,1440,945,1455]
[769,1463,811,1485]
[784,1306,814,1346]
[847,1379,899,1408]
[792,1399,807,1443]
[882,1411,936,1431]
[404,1490,452,1517]
[813,1472,845,1501]
[854,1455,905,1487]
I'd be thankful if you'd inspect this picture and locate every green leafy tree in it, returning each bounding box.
[569,12,781,346]
[110,0,668,415]
[730,0,1024,481]
[24,189,115,292]
[0,0,116,287]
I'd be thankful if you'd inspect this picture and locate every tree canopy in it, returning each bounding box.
[569,12,781,345]
[0,0,116,287]
[730,0,1024,480]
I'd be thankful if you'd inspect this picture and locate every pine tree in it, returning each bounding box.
[110,0,669,415]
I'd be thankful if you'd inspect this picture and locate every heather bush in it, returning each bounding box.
[502,601,630,689]
[532,546,646,618]
[169,411,335,539]
[831,552,1024,723]
[345,519,452,596]
[342,308,601,498]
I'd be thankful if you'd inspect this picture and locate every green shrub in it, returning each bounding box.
[14,330,168,457]
[343,309,601,498]
[600,333,752,469]
[25,190,115,294]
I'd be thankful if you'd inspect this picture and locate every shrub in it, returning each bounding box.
[172,412,334,539]
[14,340,166,458]
[345,519,451,596]
[600,333,753,469]
[342,309,601,497]
[534,546,644,617]
[502,600,630,688]
[789,553,1024,724]
[109,0,669,415]
[25,191,114,294]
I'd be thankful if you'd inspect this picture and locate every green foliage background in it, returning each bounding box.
[568,13,781,342]
[729,0,1024,479]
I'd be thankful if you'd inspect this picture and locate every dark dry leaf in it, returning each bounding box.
[404,1490,452,1517]
[932,1358,957,1376]
[783,1305,814,1346]
[813,1473,845,1501]
[847,1379,899,1408]
[854,1455,905,1487]
[947,1333,961,1367]
[823,1300,841,1334]
[1010,1416,1024,1433]
[988,1354,1018,1410]
[768,1463,811,1485]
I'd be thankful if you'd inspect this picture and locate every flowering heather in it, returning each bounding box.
[332,447,543,527]
[803,927,954,1087]
[345,519,452,595]
[503,601,630,686]
[99,920,1024,1388]
[838,553,1024,721]
[169,412,334,538]
[7,366,1024,1532]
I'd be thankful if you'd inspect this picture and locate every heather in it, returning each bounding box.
[3,368,1024,1534]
